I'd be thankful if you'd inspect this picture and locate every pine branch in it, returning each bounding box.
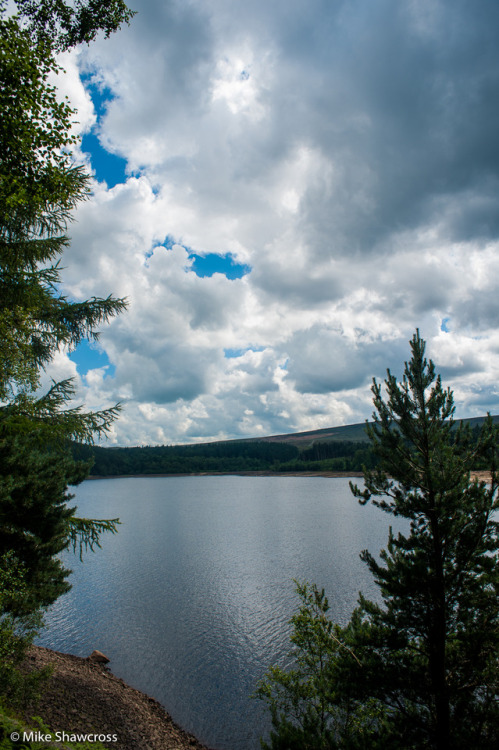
[67,516,120,561]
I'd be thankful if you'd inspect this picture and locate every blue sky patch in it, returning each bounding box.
[441,317,451,332]
[189,252,251,279]
[81,132,127,187]
[80,73,128,188]
[224,346,265,358]
[153,238,251,279]
[69,339,115,378]
[80,73,111,119]
[163,235,177,250]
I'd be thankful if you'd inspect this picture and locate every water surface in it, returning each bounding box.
[40,476,403,749]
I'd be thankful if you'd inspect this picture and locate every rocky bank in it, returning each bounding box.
[22,646,212,750]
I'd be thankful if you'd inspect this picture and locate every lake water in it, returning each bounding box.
[39,476,404,750]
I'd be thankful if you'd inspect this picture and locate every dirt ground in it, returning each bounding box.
[22,646,213,750]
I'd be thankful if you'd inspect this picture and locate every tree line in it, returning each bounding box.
[72,438,376,475]
[72,422,493,476]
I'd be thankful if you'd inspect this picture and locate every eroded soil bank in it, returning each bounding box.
[23,646,213,750]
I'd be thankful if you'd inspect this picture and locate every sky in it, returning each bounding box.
[44,0,499,446]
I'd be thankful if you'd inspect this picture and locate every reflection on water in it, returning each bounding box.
[39,476,405,750]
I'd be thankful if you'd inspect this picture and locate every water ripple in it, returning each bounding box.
[40,476,406,750]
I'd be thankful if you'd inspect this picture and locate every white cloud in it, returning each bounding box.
[211,47,268,121]
[46,0,499,444]
[49,49,96,139]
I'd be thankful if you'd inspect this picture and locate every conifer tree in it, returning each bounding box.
[257,332,499,749]
[0,1,132,613]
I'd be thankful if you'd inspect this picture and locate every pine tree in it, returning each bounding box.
[257,332,499,749]
[0,1,132,613]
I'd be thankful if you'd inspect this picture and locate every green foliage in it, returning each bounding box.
[72,439,301,475]
[71,439,378,476]
[0,11,84,218]
[257,332,499,749]
[15,0,136,51]
[0,416,120,613]
[256,582,385,750]
[68,517,119,561]
[0,580,106,746]
[349,331,499,747]
[0,0,127,609]
[0,0,132,699]
[0,430,73,612]
[0,554,47,710]
[0,8,127,401]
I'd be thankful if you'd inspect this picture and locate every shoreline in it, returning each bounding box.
[23,646,214,750]
[87,470,365,480]
[87,469,492,481]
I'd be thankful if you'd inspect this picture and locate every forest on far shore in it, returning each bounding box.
[72,438,376,475]
[73,419,494,476]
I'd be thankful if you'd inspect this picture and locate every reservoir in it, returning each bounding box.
[39,475,405,750]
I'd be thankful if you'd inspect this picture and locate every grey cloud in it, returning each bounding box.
[453,292,499,331]
[252,261,344,308]
[57,0,499,444]
[459,385,499,412]
[284,328,415,395]
[187,279,245,329]
[112,345,213,404]
[373,253,460,320]
[181,396,291,440]
[432,183,499,243]
[274,0,499,256]
[224,351,280,397]
[284,329,370,394]
[87,0,499,260]
[436,360,484,380]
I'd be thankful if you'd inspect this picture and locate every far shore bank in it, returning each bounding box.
[87,470,492,481]
[87,470,365,480]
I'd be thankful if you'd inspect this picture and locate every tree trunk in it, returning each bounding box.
[429,515,450,749]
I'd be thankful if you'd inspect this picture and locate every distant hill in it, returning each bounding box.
[256,422,372,446]
[241,414,499,448]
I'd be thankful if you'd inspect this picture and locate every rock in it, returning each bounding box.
[88,649,110,663]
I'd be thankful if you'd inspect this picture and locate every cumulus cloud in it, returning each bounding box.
[46,0,499,444]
